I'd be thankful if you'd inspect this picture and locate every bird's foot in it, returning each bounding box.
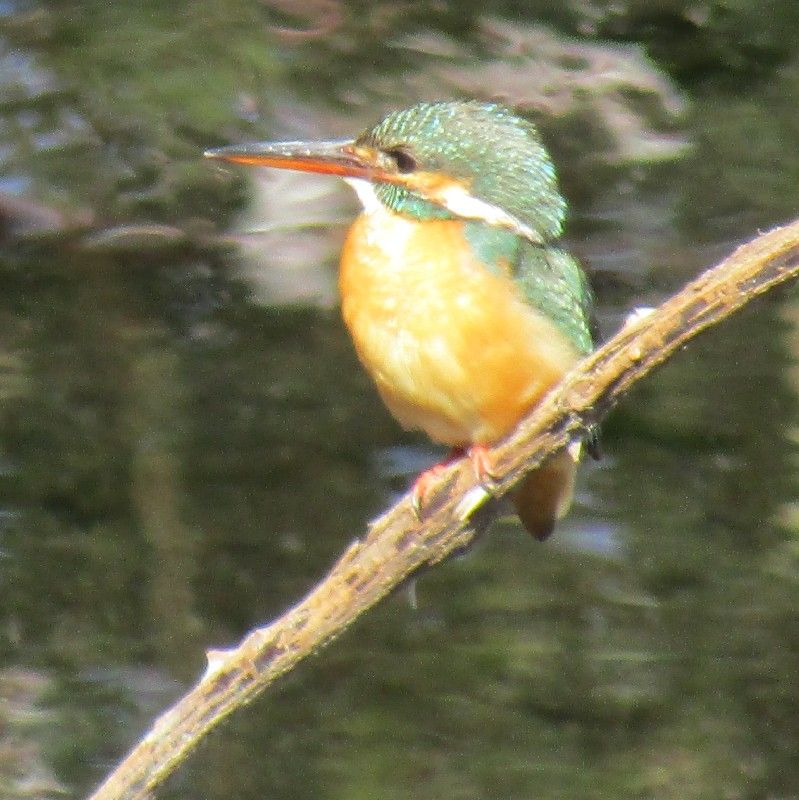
[411,451,461,519]
[411,444,498,519]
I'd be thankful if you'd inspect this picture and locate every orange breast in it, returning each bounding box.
[339,208,580,446]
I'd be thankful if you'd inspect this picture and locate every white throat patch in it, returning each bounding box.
[344,178,383,214]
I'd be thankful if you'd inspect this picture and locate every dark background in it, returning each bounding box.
[1,1,799,797]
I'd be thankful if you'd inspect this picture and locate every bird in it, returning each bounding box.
[205,100,594,540]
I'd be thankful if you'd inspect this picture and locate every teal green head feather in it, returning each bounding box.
[356,101,566,242]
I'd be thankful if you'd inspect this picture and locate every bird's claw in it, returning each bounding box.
[411,462,449,519]
[410,444,498,520]
[467,444,498,492]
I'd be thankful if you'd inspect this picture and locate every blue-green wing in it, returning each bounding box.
[514,243,593,355]
[462,222,593,355]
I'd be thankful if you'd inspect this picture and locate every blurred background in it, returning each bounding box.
[2,1,799,797]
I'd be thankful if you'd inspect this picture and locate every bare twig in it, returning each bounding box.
[87,218,799,800]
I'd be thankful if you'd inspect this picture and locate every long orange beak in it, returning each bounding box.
[205,138,542,243]
[204,139,392,182]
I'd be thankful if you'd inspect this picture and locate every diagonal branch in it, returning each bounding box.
[87,218,799,800]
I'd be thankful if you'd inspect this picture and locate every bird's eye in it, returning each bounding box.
[384,147,418,174]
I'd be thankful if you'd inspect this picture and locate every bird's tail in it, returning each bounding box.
[512,448,579,541]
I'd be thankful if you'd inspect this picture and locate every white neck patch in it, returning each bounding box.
[344,176,543,245]
[435,183,543,244]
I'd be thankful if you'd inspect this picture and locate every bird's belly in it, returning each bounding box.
[339,211,579,446]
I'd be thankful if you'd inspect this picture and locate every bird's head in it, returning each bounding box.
[205,101,565,244]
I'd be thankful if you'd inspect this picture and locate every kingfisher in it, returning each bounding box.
[205,101,594,539]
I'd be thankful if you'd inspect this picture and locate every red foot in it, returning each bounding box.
[411,445,497,519]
